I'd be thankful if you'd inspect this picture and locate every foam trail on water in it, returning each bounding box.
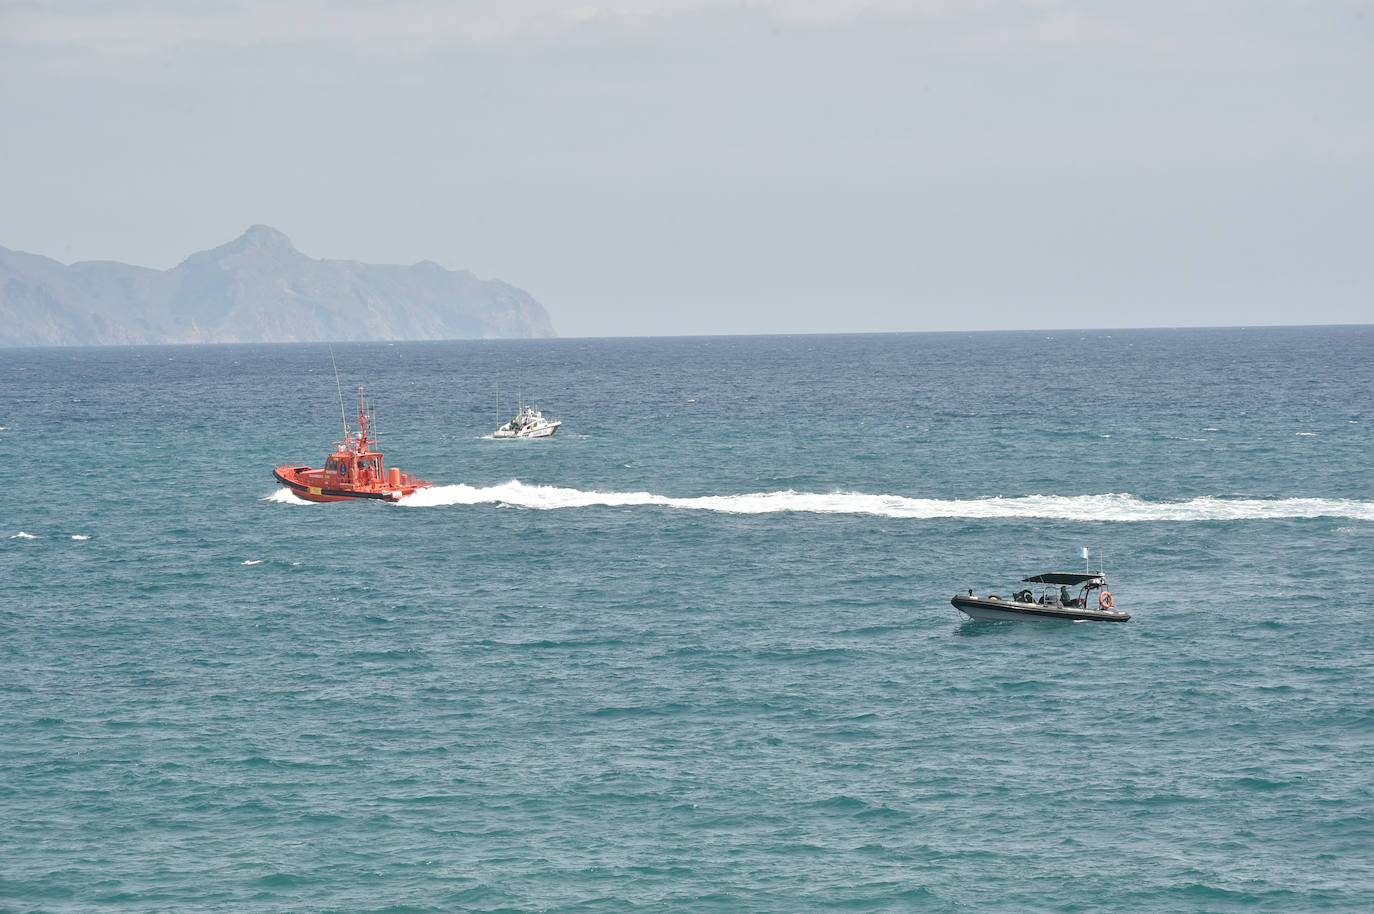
[398,481,1374,521]
[263,489,312,505]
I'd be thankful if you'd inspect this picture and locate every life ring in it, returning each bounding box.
[1098,591,1114,609]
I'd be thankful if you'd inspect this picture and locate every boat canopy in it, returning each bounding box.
[1020,572,1106,586]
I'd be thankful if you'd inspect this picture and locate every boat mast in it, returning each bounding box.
[331,346,349,441]
[356,386,369,450]
[366,388,380,452]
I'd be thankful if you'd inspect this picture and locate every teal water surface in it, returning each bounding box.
[2,327,1373,911]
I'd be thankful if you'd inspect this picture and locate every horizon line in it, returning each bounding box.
[2,322,1369,351]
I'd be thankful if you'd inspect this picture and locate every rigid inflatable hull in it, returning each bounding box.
[952,595,1130,623]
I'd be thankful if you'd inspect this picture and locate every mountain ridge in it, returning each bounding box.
[0,226,556,346]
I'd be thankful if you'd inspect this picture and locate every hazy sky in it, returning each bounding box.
[2,1,1371,336]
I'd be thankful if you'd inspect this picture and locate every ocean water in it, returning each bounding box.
[2,326,1372,912]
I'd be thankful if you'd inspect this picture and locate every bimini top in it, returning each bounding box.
[1020,572,1107,586]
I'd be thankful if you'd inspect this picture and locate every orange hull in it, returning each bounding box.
[274,465,431,503]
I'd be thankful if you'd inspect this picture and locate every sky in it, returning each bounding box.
[2,0,1371,337]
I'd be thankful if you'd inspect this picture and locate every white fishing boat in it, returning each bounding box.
[493,403,562,439]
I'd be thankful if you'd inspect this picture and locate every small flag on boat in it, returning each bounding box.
[1081,546,1089,559]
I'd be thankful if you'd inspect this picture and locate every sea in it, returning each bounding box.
[2,326,1372,912]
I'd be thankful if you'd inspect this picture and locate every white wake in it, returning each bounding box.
[395,481,1374,522]
[263,489,311,505]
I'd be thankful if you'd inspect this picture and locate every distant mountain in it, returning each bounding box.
[0,225,556,346]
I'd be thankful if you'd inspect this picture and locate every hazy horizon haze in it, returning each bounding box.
[3,1,1370,336]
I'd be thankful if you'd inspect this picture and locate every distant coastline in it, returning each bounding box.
[0,225,556,347]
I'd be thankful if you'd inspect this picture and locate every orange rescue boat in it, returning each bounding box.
[274,387,433,503]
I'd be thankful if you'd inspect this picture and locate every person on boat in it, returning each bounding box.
[1060,585,1071,605]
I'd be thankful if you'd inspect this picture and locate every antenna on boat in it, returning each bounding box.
[362,386,376,448]
[330,345,349,440]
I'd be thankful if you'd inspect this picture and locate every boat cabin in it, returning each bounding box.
[323,452,383,484]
